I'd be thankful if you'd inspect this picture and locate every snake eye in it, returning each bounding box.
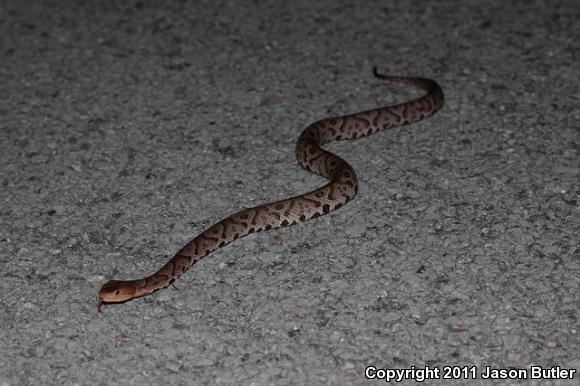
[115,290,120,295]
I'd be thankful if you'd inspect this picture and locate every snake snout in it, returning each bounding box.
[98,280,137,303]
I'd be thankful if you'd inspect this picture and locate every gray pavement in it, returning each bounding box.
[0,0,578,385]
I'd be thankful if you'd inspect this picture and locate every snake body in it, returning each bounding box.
[98,69,444,311]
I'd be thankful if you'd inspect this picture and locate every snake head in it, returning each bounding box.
[97,280,137,312]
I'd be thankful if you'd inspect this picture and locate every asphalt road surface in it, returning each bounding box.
[1,0,578,385]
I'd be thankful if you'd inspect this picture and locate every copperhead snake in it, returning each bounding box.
[98,68,444,312]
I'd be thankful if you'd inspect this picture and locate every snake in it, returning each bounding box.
[97,68,444,312]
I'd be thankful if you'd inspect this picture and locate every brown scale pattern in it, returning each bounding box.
[97,69,445,311]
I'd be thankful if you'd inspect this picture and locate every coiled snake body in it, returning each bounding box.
[98,69,444,311]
